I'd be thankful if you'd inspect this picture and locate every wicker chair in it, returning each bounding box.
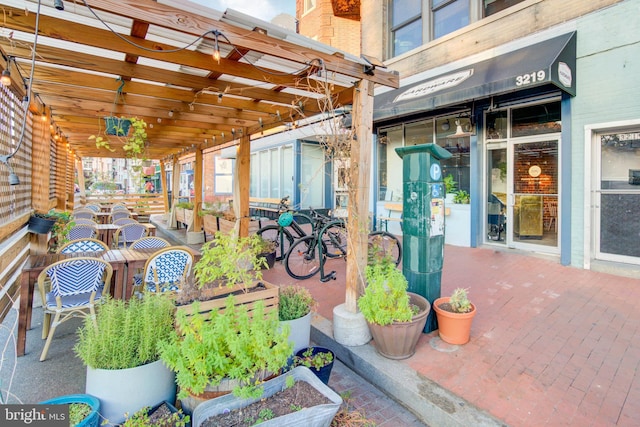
[57,238,109,254]
[134,246,193,295]
[113,223,149,248]
[66,224,98,240]
[37,257,112,361]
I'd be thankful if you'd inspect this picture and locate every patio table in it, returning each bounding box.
[17,250,126,357]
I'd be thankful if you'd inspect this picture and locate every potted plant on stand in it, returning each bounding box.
[358,256,430,360]
[433,287,477,345]
[278,285,316,354]
[74,294,177,425]
[158,295,293,415]
[176,232,279,317]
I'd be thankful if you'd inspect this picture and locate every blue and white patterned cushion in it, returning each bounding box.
[67,225,97,240]
[115,224,147,247]
[60,240,106,253]
[140,250,192,293]
[45,259,107,308]
[130,238,169,250]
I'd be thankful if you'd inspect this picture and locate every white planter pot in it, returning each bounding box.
[85,359,176,425]
[445,203,471,247]
[279,312,312,354]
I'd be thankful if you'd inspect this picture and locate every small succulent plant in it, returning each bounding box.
[449,288,473,313]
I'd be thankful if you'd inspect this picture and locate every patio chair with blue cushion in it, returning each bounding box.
[133,246,193,295]
[109,210,132,223]
[66,224,98,240]
[130,236,171,250]
[110,204,129,212]
[72,209,97,221]
[37,257,112,361]
[57,238,109,254]
[113,223,148,249]
[113,217,138,226]
[72,218,97,225]
[84,204,101,212]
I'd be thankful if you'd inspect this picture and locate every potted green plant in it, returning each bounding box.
[122,401,189,427]
[39,394,100,427]
[433,287,477,345]
[90,117,147,160]
[358,257,430,360]
[443,173,458,202]
[258,235,278,269]
[278,285,316,353]
[293,346,335,385]
[176,232,279,317]
[158,295,293,415]
[74,294,177,425]
[190,366,342,427]
[453,190,471,204]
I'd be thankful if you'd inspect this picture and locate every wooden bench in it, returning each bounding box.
[378,203,403,232]
[249,197,288,221]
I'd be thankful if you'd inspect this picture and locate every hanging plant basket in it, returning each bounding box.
[28,214,58,234]
[104,116,131,136]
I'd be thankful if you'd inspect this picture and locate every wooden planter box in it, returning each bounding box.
[216,218,260,235]
[177,280,279,319]
[202,214,220,236]
[175,208,194,229]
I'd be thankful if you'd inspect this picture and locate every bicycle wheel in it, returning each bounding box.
[368,231,402,266]
[257,225,293,261]
[285,236,324,280]
[322,223,348,258]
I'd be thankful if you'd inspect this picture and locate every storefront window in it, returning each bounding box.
[436,115,472,193]
[486,110,508,141]
[512,102,561,137]
[378,126,403,201]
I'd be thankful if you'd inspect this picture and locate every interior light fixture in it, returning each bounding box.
[1,69,11,87]
[447,120,473,138]
[441,119,450,131]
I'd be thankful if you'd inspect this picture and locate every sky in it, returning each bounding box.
[191,0,296,22]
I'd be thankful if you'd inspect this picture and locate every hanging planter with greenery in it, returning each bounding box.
[104,116,132,136]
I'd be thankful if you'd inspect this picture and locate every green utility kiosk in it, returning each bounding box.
[395,143,452,332]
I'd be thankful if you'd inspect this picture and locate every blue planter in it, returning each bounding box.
[295,346,335,385]
[40,394,100,427]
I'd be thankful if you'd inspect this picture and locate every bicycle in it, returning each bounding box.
[283,209,402,281]
[256,196,312,261]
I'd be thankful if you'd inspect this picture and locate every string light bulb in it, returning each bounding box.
[211,31,221,64]
[0,69,11,86]
[168,110,174,118]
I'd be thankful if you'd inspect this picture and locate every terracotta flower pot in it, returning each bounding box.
[433,297,477,345]
[366,292,430,360]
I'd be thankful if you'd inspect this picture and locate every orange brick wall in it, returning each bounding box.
[297,0,361,56]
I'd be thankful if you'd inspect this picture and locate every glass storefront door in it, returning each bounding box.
[595,130,640,264]
[486,138,559,252]
[510,139,559,251]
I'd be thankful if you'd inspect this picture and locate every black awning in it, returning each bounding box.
[374,32,576,122]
